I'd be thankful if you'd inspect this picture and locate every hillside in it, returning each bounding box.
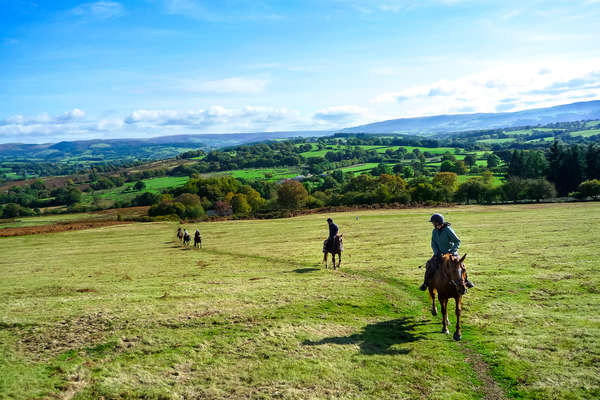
[342,100,600,135]
[1,204,598,399]
[0,131,331,162]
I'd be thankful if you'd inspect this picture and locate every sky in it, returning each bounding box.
[1,0,600,143]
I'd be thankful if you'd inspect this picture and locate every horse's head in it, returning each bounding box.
[443,254,467,295]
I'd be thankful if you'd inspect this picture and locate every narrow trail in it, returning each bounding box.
[180,243,508,399]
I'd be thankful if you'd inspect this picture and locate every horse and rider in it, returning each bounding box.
[323,217,343,269]
[194,229,202,248]
[420,213,474,341]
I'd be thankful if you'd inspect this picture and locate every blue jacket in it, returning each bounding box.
[431,224,460,255]
[328,222,339,239]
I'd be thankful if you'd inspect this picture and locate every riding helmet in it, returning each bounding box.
[327,217,333,222]
[429,213,444,224]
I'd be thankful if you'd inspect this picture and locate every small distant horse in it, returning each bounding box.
[182,231,191,247]
[323,234,343,269]
[194,231,202,248]
[177,227,184,242]
[428,254,468,341]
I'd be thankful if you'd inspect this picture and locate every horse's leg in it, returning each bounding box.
[337,252,341,269]
[429,288,437,316]
[453,296,462,341]
[440,298,449,334]
[323,252,328,269]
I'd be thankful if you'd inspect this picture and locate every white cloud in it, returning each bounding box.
[372,59,600,116]
[70,1,125,20]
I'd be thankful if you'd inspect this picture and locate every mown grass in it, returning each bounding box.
[1,203,599,399]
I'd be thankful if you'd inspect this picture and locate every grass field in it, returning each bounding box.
[1,203,599,399]
[81,176,190,205]
[228,168,299,181]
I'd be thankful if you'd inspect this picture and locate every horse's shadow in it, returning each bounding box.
[302,317,425,355]
[289,267,321,273]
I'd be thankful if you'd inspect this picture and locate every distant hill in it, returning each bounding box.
[342,100,600,135]
[0,131,331,162]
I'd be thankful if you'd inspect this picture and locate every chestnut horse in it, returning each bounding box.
[177,228,183,242]
[428,254,468,341]
[323,234,343,269]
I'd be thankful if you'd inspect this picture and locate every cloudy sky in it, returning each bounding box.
[1,0,600,143]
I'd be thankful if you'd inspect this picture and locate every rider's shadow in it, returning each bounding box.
[302,318,425,355]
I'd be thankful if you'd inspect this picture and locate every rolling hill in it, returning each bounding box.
[342,100,600,135]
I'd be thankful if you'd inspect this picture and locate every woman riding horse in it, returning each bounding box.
[420,213,474,291]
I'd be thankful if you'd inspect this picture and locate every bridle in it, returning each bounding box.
[447,260,466,289]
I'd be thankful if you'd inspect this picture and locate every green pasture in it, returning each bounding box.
[1,203,598,399]
[339,163,380,174]
[82,176,189,204]
[476,138,515,144]
[568,129,600,137]
[228,168,298,181]
[457,174,504,186]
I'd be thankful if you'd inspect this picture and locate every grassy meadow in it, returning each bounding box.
[1,203,599,399]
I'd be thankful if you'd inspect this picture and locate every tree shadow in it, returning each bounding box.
[290,267,321,273]
[302,318,425,355]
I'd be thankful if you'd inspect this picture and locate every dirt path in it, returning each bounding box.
[460,343,508,400]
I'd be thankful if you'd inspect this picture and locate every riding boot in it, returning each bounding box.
[465,272,475,288]
[419,264,431,291]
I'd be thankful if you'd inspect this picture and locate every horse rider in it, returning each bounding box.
[183,229,191,244]
[194,229,201,247]
[324,217,339,252]
[419,213,474,291]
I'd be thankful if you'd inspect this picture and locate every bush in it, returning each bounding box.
[575,179,600,199]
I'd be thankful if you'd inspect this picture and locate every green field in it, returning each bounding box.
[568,129,600,137]
[81,176,189,204]
[1,203,598,399]
[228,168,299,181]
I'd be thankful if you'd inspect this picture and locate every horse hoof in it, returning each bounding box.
[453,332,461,341]
[442,329,449,335]
[431,309,437,316]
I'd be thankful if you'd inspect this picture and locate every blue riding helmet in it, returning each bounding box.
[429,213,444,224]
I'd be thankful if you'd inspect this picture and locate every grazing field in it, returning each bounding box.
[1,203,599,399]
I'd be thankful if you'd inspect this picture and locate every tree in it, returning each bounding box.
[401,166,414,179]
[575,179,600,199]
[455,179,488,204]
[433,172,458,202]
[454,160,467,175]
[277,180,309,210]
[440,160,456,173]
[463,155,476,167]
[501,178,528,203]
[525,179,557,202]
[2,203,21,218]
[53,187,81,206]
[231,193,252,215]
[487,154,501,169]
[371,163,391,176]
[133,181,146,191]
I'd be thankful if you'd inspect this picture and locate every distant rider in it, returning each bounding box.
[324,217,339,252]
[419,213,474,291]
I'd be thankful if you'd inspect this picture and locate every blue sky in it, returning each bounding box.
[1,0,600,143]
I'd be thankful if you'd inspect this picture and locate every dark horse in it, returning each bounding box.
[194,231,202,248]
[182,231,191,247]
[428,254,468,341]
[177,227,183,242]
[323,234,343,269]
